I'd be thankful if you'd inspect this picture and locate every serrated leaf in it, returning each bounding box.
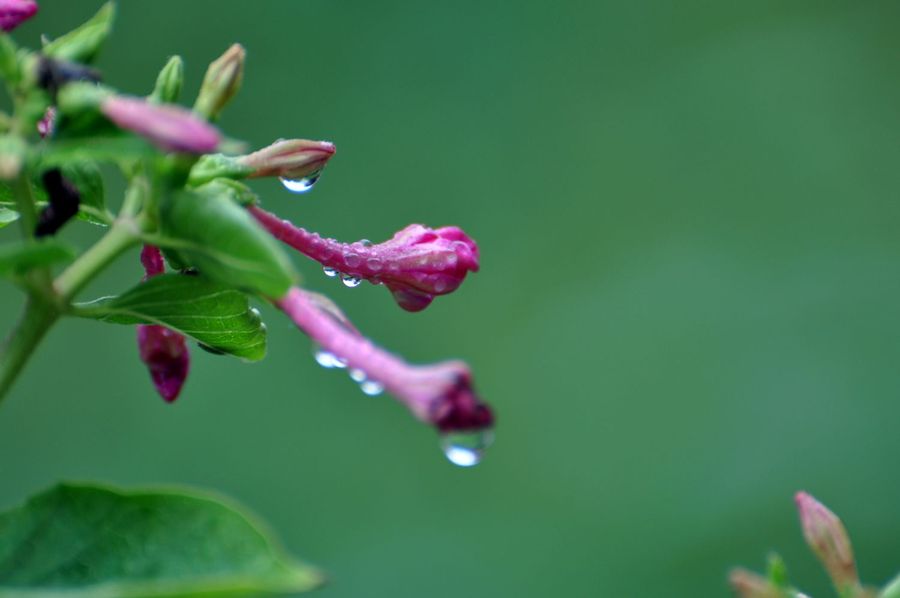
[42,2,116,64]
[75,274,267,361]
[158,190,296,298]
[0,482,323,597]
[0,239,75,276]
[0,208,18,228]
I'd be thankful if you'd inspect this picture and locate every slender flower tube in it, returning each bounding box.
[276,287,493,432]
[0,0,37,32]
[251,206,479,312]
[794,492,859,593]
[238,139,335,181]
[101,95,220,154]
[136,245,190,403]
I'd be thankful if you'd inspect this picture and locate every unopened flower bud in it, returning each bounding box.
[728,569,783,598]
[37,106,55,138]
[149,55,183,104]
[42,2,114,63]
[238,139,335,181]
[0,0,37,32]
[794,492,859,592]
[194,43,245,121]
[101,95,220,154]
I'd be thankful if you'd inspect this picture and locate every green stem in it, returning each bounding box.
[54,217,141,302]
[881,574,900,598]
[0,296,58,402]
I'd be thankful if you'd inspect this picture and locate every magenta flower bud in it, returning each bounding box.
[794,492,859,592]
[136,245,190,403]
[238,139,335,180]
[101,95,220,154]
[251,207,479,312]
[276,287,494,433]
[0,0,37,32]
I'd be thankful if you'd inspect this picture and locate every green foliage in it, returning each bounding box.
[39,135,156,168]
[0,208,18,228]
[0,239,75,277]
[189,154,254,187]
[75,274,268,361]
[158,191,296,298]
[0,483,323,597]
[41,2,116,64]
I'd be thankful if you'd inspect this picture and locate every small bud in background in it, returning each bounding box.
[193,43,245,121]
[101,95,220,154]
[149,55,183,104]
[42,1,115,63]
[794,492,859,593]
[0,134,25,180]
[35,168,80,237]
[728,569,783,598]
[238,139,335,181]
[36,106,55,138]
[0,0,37,32]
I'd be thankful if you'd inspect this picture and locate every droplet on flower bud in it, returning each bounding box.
[440,429,494,467]
[280,173,320,194]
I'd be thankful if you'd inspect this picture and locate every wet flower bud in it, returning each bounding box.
[0,0,37,32]
[250,207,479,312]
[794,492,859,593]
[149,55,183,104]
[237,139,335,181]
[194,43,245,121]
[101,95,220,154]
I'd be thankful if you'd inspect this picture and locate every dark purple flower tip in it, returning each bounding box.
[429,367,495,433]
[101,95,220,154]
[137,324,190,403]
[250,207,480,312]
[0,0,37,32]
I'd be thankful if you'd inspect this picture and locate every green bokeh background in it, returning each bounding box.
[2,1,900,596]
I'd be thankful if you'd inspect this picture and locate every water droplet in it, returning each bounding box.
[445,253,458,268]
[433,278,448,293]
[322,266,338,278]
[344,253,361,268]
[313,345,347,369]
[366,257,383,271]
[249,307,262,319]
[279,172,320,194]
[349,368,367,383]
[359,239,373,248]
[360,380,384,396]
[341,273,362,288]
[440,429,494,467]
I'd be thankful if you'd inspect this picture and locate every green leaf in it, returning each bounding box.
[159,191,296,298]
[76,274,268,361]
[40,135,156,168]
[0,482,323,597]
[0,207,18,228]
[195,178,259,207]
[0,239,76,277]
[42,2,116,63]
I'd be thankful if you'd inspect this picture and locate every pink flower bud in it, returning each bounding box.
[238,139,335,180]
[727,569,782,598]
[251,207,479,312]
[0,0,37,32]
[136,245,190,403]
[275,287,494,432]
[37,106,55,138]
[101,95,220,154]
[794,491,859,592]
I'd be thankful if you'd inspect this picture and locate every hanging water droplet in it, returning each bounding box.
[366,257,383,271]
[440,429,494,467]
[322,266,338,278]
[279,172,320,194]
[348,368,367,383]
[313,345,347,369]
[344,253,362,268]
[359,379,384,396]
[341,273,362,287]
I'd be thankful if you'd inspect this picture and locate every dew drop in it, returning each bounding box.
[440,429,494,467]
[341,273,362,288]
[344,253,362,268]
[359,239,373,248]
[349,368,367,383]
[322,266,338,278]
[279,172,320,194]
[366,257,383,271]
[360,380,384,396]
[433,278,448,293]
[313,345,347,369]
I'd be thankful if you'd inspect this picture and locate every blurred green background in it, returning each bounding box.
[2,1,900,596]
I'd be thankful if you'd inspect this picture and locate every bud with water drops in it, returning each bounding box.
[0,0,37,32]
[193,43,245,121]
[237,138,336,193]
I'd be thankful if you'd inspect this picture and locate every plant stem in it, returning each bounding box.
[54,217,140,301]
[11,170,38,237]
[0,295,58,402]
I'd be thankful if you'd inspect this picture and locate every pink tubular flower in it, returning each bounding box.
[136,245,190,403]
[251,206,479,312]
[276,287,494,432]
[0,0,37,32]
[101,95,220,154]
[238,138,335,180]
[794,491,859,592]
